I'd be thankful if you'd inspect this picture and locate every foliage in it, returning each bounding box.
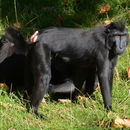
[1,0,130,34]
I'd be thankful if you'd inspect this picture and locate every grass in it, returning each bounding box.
[0,70,130,129]
[1,0,130,32]
[0,0,130,129]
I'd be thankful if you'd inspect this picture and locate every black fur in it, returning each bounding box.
[0,22,129,118]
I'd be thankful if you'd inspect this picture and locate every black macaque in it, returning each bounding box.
[0,54,25,91]
[0,27,27,92]
[0,22,129,118]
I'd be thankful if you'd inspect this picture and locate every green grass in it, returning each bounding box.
[0,71,130,129]
[0,0,130,129]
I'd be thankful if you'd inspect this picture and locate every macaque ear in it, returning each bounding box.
[105,38,113,50]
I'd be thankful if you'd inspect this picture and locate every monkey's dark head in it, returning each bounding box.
[0,27,27,63]
[105,22,129,55]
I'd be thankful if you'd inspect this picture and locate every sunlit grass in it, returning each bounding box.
[0,0,130,129]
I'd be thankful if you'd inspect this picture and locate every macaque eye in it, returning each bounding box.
[115,35,120,39]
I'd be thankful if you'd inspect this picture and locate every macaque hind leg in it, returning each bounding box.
[30,42,51,118]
